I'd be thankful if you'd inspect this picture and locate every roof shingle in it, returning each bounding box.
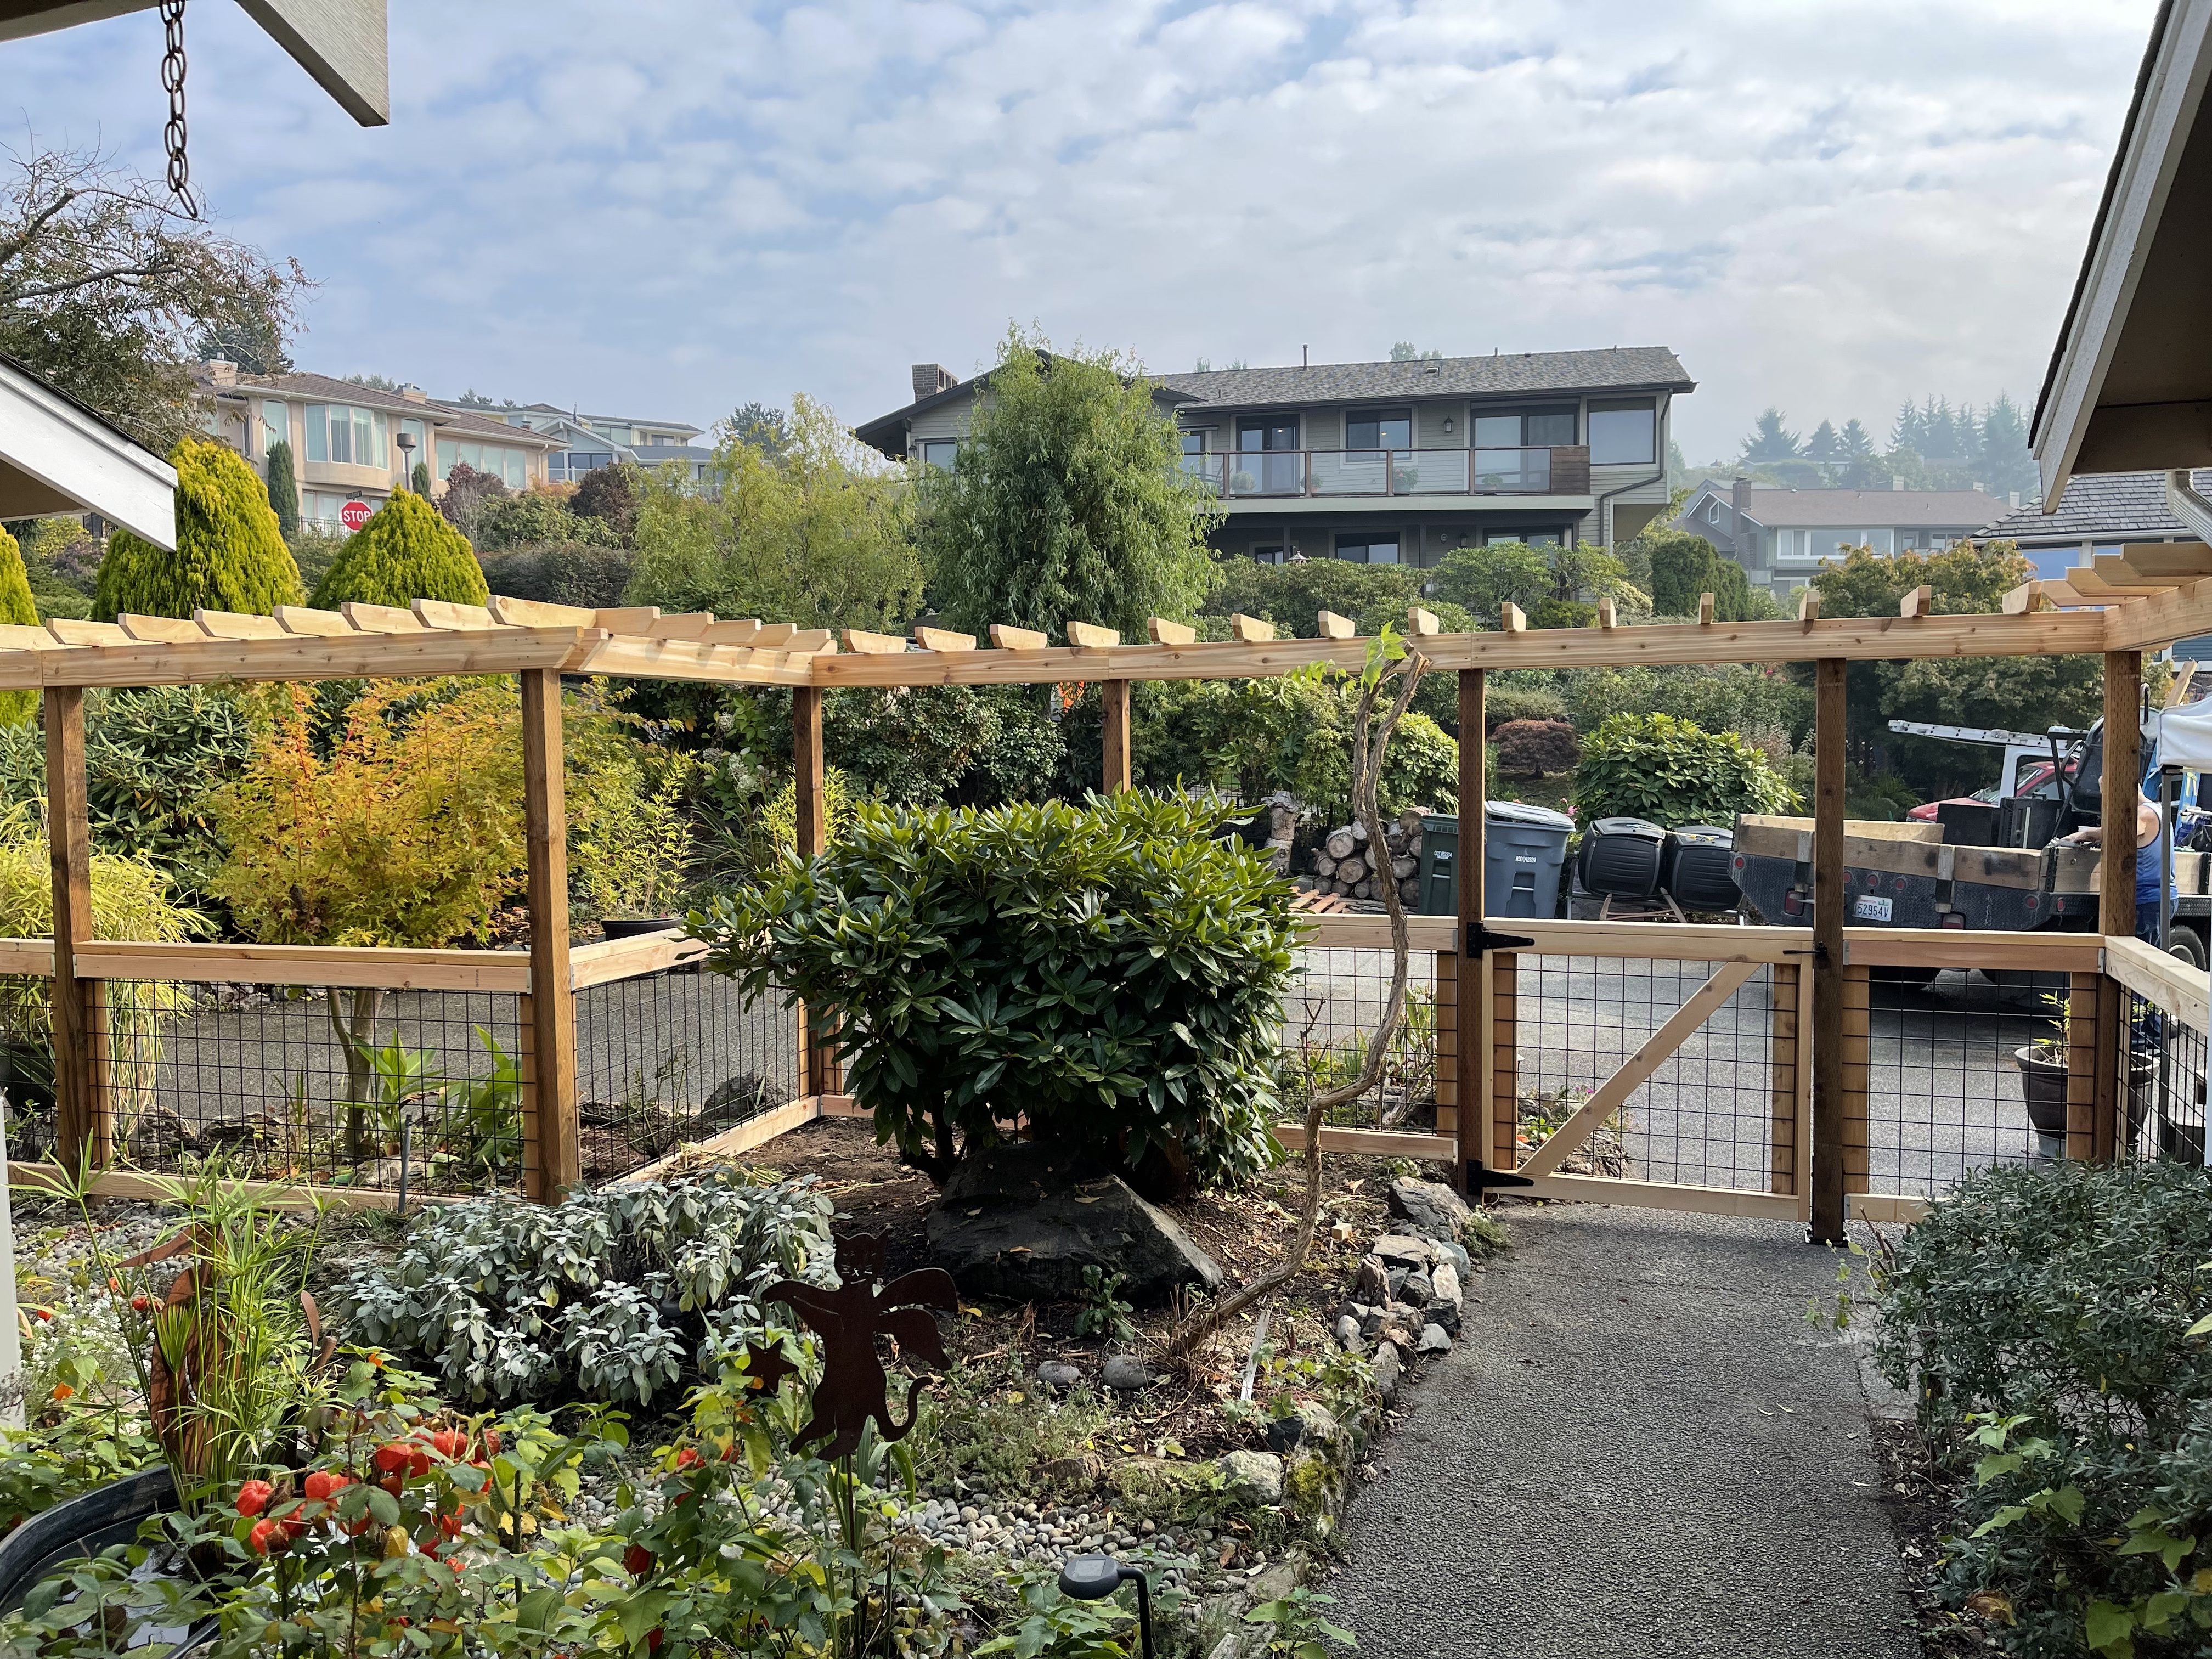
[1977,469,2212,541]
[1158,346,1694,411]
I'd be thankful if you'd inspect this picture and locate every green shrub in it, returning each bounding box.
[0,524,38,725]
[309,489,488,610]
[1561,663,1811,747]
[479,540,634,610]
[1877,1162,2212,1658]
[1493,719,1578,778]
[340,1171,833,1406]
[827,683,1065,808]
[695,791,1301,1186]
[93,437,303,620]
[263,437,300,537]
[1575,712,1796,826]
[1483,684,1568,730]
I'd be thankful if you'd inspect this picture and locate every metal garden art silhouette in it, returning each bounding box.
[748,1232,957,1459]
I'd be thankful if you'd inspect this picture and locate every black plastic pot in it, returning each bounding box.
[0,1467,217,1655]
[2013,1044,2068,1139]
[600,917,682,943]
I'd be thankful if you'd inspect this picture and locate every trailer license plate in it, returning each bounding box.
[1853,894,1894,922]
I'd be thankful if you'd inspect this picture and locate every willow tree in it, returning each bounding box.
[916,329,1219,642]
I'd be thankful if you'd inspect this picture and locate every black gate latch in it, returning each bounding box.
[1466,1159,1534,1192]
[1465,923,1534,956]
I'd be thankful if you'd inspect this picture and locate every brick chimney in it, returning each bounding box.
[204,358,238,387]
[1892,475,1904,491]
[1730,476,1752,555]
[400,384,427,404]
[911,363,957,401]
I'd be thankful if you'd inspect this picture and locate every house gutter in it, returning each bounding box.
[1594,466,1666,547]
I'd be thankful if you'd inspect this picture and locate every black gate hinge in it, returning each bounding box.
[1465,924,1534,957]
[1466,1160,1534,1192]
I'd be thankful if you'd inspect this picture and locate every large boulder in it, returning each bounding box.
[1388,1176,1474,1245]
[925,1142,1223,1305]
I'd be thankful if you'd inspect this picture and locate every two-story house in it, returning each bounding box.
[440,399,715,484]
[855,347,1694,563]
[196,363,561,528]
[1672,478,2008,596]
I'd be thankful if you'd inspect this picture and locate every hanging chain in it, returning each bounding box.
[159,0,200,218]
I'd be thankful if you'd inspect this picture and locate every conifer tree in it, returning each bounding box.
[93,437,303,621]
[263,438,300,537]
[0,523,39,724]
[309,488,488,610]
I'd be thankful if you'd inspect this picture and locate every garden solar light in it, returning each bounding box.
[1059,1554,1154,1659]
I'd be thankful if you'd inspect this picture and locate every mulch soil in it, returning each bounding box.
[741,1116,1403,1460]
[1867,1417,2009,1656]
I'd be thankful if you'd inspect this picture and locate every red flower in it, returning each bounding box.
[407,1447,432,1479]
[437,1512,462,1541]
[646,1629,664,1651]
[303,1471,349,1503]
[373,1443,412,1475]
[248,1519,284,1556]
[672,1447,701,1470]
[130,1295,151,1313]
[623,1544,654,1576]
[236,1480,274,1519]
[430,1429,465,1461]
[480,1429,501,1457]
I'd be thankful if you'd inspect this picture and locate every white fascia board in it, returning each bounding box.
[2035,0,2212,505]
[1215,495,1596,517]
[0,363,176,549]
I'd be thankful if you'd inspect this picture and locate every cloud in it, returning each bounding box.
[0,0,2159,458]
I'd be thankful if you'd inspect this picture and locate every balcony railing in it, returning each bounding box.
[1180,446,1590,499]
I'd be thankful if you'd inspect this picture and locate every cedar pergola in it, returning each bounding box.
[9,572,2194,1241]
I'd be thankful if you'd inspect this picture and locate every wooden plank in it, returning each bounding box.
[648,613,718,641]
[568,929,707,990]
[1407,606,1439,636]
[1770,962,1798,1198]
[1846,1194,1929,1224]
[2104,933,2210,1030]
[0,939,53,975]
[564,635,812,687]
[1147,618,1195,646]
[1273,1123,1457,1160]
[1316,611,1356,640]
[751,623,798,647]
[1458,667,1485,1190]
[1596,596,1617,629]
[1505,918,1798,962]
[1697,592,1716,625]
[274,605,356,636]
[1798,590,1820,624]
[592,606,662,633]
[699,619,765,646]
[30,629,584,689]
[1101,679,1131,793]
[340,601,430,634]
[44,689,103,1171]
[521,668,579,1203]
[617,1096,824,1183]
[1844,929,2101,972]
[990,623,1048,650]
[786,629,834,652]
[2097,554,2188,589]
[489,595,597,628]
[842,628,909,654]
[793,685,836,1099]
[1514,1172,1802,1221]
[192,609,287,639]
[1840,962,1872,1200]
[2119,544,2212,581]
[803,609,2114,687]
[1434,946,1458,1131]
[2096,644,2142,1166]
[1491,950,1516,1173]
[2168,661,2198,708]
[1795,955,1814,1222]
[7,1163,460,1215]
[912,625,975,652]
[1499,602,1526,634]
[48,618,127,646]
[2068,968,2101,1162]
[1900,584,1932,619]
[1517,961,1762,1178]
[2069,567,2168,598]
[1812,657,1847,1242]
[0,624,63,652]
[1229,613,1274,643]
[75,942,531,992]
[2003,580,2044,615]
[413,599,504,631]
[1297,912,1459,951]
[1067,622,1120,648]
[117,613,203,643]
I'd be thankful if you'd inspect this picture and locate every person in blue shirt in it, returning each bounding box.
[2065,786,2176,943]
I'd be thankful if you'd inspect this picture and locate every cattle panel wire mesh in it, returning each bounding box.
[1279,945,1440,1130]
[2121,989,2209,1167]
[4,979,531,1197]
[1860,973,2051,1197]
[574,965,802,1183]
[1511,955,1779,1190]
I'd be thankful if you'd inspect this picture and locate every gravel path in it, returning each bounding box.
[1328,1204,1916,1659]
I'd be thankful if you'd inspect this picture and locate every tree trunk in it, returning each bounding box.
[327,986,382,1161]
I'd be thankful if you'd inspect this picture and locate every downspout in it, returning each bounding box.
[1595,466,1666,548]
[2166,469,2212,544]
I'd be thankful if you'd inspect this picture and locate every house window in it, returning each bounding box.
[1588,399,1656,465]
[1705,500,1721,522]
[1181,432,1207,455]
[303,405,388,469]
[920,439,960,471]
[1471,405,1577,448]
[1336,533,1401,565]
[1344,408,1412,452]
[1251,543,1284,565]
[437,439,531,488]
[261,400,288,456]
[1482,528,1567,548]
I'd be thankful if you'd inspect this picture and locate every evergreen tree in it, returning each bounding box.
[263,438,300,537]
[0,524,39,724]
[94,437,304,622]
[1805,420,1842,473]
[1740,408,1803,462]
[310,489,489,610]
[1925,396,1960,462]
[1891,401,1923,455]
[411,460,432,495]
[1977,394,2036,499]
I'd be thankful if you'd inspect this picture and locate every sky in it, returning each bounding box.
[0,0,2163,464]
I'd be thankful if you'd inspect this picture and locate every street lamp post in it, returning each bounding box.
[395,429,417,494]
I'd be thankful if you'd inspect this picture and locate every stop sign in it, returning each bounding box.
[340,498,372,533]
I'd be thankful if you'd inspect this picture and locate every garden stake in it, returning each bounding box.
[396,1120,409,1216]
[1238,1309,1271,1403]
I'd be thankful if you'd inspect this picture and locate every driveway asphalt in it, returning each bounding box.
[1328,1203,1917,1659]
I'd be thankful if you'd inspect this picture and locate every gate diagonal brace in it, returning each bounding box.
[1516,960,1762,1180]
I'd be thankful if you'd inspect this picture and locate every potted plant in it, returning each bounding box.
[2013,992,2070,1157]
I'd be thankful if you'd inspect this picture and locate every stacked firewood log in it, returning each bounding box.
[1307,810,1425,904]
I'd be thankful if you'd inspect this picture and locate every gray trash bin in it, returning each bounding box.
[1416,803,1575,918]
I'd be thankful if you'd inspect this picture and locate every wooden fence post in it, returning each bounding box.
[2096,648,2142,1161]
[2067,969,2102,1161]
[1811,658,1848,1243]
[1432,948,1457,1144]
[792,686,836,1098]
[45,689,108,1171]
[521,668,579,1201]
[1101,680,1131,793]
[1453,668,1486,1190]
[1491,951,1518,1170]
[1769,962,1799,1200]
